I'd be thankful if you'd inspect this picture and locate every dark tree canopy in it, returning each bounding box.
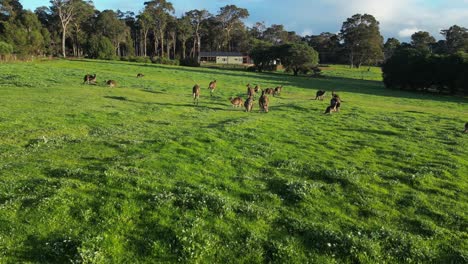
[340,13,384,68]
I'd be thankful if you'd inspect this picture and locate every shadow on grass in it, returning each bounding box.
[70,59,468,103]
[104,96,128,101]
[342,128,400,136]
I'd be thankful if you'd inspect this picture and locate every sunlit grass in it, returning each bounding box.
[0,59,467,263]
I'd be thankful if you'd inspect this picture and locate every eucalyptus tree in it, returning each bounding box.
[441,25,468,53]
[186,9,209,60]
[95,9,128,56]
[216,5,249,51]
[177,15,193,59]
[411,31,436,52]
[340,13,384,68]
[49,0,77,57]
[143,0,174,58]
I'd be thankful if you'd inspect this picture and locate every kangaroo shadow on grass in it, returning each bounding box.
[104,95,128,101]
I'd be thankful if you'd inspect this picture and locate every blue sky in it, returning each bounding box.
[21,0,468,41]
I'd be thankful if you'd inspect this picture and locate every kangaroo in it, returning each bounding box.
[259,90,269,113]
[83,74,96,84]
[464,122,468,133]
[244,95,254,112]
[315,90,326,100]
[254,85,260,93]
[324,94,340,114]
[247,83,255,98]
[208,80,217,97]
[274,86,283,97]
[193,84,200,105]
[264,88,274,95]
[230,97,243,108]
[106,80,117,87]
[137,73,144,78]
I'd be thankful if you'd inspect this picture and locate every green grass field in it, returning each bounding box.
[0,59,467,263]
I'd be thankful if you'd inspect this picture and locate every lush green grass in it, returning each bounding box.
[0,59,467,263]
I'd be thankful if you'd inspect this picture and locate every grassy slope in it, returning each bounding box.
[0,59,467,263]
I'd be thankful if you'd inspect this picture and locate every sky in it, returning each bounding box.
[21,0,468,41]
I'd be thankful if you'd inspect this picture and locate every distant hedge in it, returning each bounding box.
[382,48,468,95]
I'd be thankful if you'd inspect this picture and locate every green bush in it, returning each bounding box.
[180,57,200,67]
[86,36,116,60]
[0,41,14,56]
[151,56,179,65]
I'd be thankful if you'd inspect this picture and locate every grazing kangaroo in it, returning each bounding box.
[324,94,341,114]
[315,90,326,100]
[192,84,200,105]
[106,80,117,87]
[83,74,96,84]
[265,88,274,95]
[230,97,243,108]
[274,86,283,96]
[464,122,468,133]
[244,95,254,112]
[259,90,269,113]
[137,73,144,78]
[208,80,217,97]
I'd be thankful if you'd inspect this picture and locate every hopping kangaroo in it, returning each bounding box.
[192,84,200,105]
[274,86,283,96]
[264,88,274,95]
[244,95,254,112]
[315,90,326,100]
[259,90,269,113]
[208,80,217,97]
[106,80,117,87]
[230,97,243,108]
[83,74,96,84]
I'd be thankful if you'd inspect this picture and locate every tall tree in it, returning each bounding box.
[384,37,401,60]
[410,31,436,52]
[143,0,174,58]
[263,24,288,45]
[186,9,209,61]
[50,0,77,57]
[137,10,152,56]
[177,15,192,59]
[277,42,319,76]
[304,32,342,63]
[69,0,94,57]
[95,10,128,56]
[216,5,248,51]
[340,14,384,68]
[441,25,468,53]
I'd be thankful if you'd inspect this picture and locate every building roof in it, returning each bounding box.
[200,51,245,57]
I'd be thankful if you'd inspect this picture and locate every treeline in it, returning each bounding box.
[0,0,467,83]
[0,0,305,62]
[382,48,468,95]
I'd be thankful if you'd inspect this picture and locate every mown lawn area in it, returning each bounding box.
[0,59,466,263]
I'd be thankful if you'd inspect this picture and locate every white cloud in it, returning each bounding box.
[398,28,422,38]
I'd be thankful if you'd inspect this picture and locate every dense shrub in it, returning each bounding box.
[180,57,200,67]
[151,56,179,65]
[382,47,468,95]
[0,41,14,56]
[86,36,116,60]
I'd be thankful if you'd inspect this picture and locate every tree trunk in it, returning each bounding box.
[143,30,148,57]
[182,40,186,59]
[61,28,67,58]
[197,34,201,63]
[159,29,164,58]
